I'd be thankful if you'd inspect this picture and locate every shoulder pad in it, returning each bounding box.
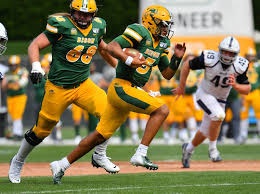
[233,56,249,74]
[46,16,69,34]
[124,23,144,42]
[203,50,219,67]
[93,17,106,26]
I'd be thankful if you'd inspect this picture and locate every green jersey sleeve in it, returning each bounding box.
[157,40,171,72]
[44,16,65,44]
[120,23,144,48]
[93,17,107,44]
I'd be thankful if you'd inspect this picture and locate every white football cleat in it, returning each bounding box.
[8,155,24,183]
[92,152,120,173]
[209,148,222,162]
[130,154,158,170]
[50,161,64,184]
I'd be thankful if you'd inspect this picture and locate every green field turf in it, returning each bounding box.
[1,144,260,163]
[0,172,260,194]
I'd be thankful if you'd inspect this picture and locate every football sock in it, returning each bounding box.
[186,142,195,153]
[13,119,23,136]
[136,144,148,156]
[94,140,108,155]
[16,139,35,162]
[74,125,80,136]
[209,140,217,150]
[59,157,71,170]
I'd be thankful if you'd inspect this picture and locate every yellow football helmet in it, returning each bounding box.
[142,5,174,39]
[8,55,21,71]
[245,47,257,62]
[43,53,52,63]
[70,0,98,29]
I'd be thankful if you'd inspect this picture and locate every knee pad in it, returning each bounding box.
[25,128,43,146]
[211,110,225,121]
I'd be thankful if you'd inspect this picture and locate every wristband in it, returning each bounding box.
[169,55,182,71]
[32,61,41,70]
[125,56,133,66]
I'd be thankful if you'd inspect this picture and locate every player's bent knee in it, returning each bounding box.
[25,128,43,146]
[211,111,225,121]
[156,105,169,117]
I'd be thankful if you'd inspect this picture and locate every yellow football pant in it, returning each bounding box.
[33,79,106,138]
[96,78,165,139]
[241,89,260,119]
[71,104,89,121]
[7,94,27,120]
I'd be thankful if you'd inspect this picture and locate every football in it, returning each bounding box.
[123,48,145,61]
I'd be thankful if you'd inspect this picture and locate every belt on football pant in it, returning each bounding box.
[61,79,86,89]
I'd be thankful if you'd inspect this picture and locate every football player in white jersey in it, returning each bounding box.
[173,36,251,168]
[0,22,8,80]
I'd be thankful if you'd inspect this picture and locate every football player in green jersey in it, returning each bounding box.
[9,0,119,184]
[49,5,186,184]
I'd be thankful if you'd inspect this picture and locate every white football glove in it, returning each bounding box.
[148,90,161,97]
[30,61,45,84]
[31,61,45,75]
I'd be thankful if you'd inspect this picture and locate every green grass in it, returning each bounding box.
[5,41,52,55]
[1,144,260,163]
[0,172,260,194]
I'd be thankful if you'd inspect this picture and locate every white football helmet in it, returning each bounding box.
[0,23,8,55]
[218,36,240,65]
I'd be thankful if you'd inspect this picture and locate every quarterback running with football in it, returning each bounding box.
[49,5,186,184]
[173,36,251,168]
[8,0,120,184]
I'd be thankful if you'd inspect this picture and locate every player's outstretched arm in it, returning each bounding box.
[171,59,191,100]
[161,43,186,80]
[98,40,118,68]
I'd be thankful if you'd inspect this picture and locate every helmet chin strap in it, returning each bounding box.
[71,10,93,29]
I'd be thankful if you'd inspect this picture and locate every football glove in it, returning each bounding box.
[30,61,45,84]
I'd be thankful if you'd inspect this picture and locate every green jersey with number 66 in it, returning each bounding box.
[44,15,106,86]
[114,23,171,87]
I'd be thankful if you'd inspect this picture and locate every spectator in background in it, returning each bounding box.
[239,48,260,143]
[2,55,28,140]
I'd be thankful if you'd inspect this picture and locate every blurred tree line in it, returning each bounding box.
[1,0,260,41]
[1,0,139,41]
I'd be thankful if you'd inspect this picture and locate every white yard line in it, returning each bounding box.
[16,182,260,194]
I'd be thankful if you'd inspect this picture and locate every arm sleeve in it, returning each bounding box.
[113,35,133,48]
[189,53,205,70]
[158,54,170,72]
[236,70,250,85]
